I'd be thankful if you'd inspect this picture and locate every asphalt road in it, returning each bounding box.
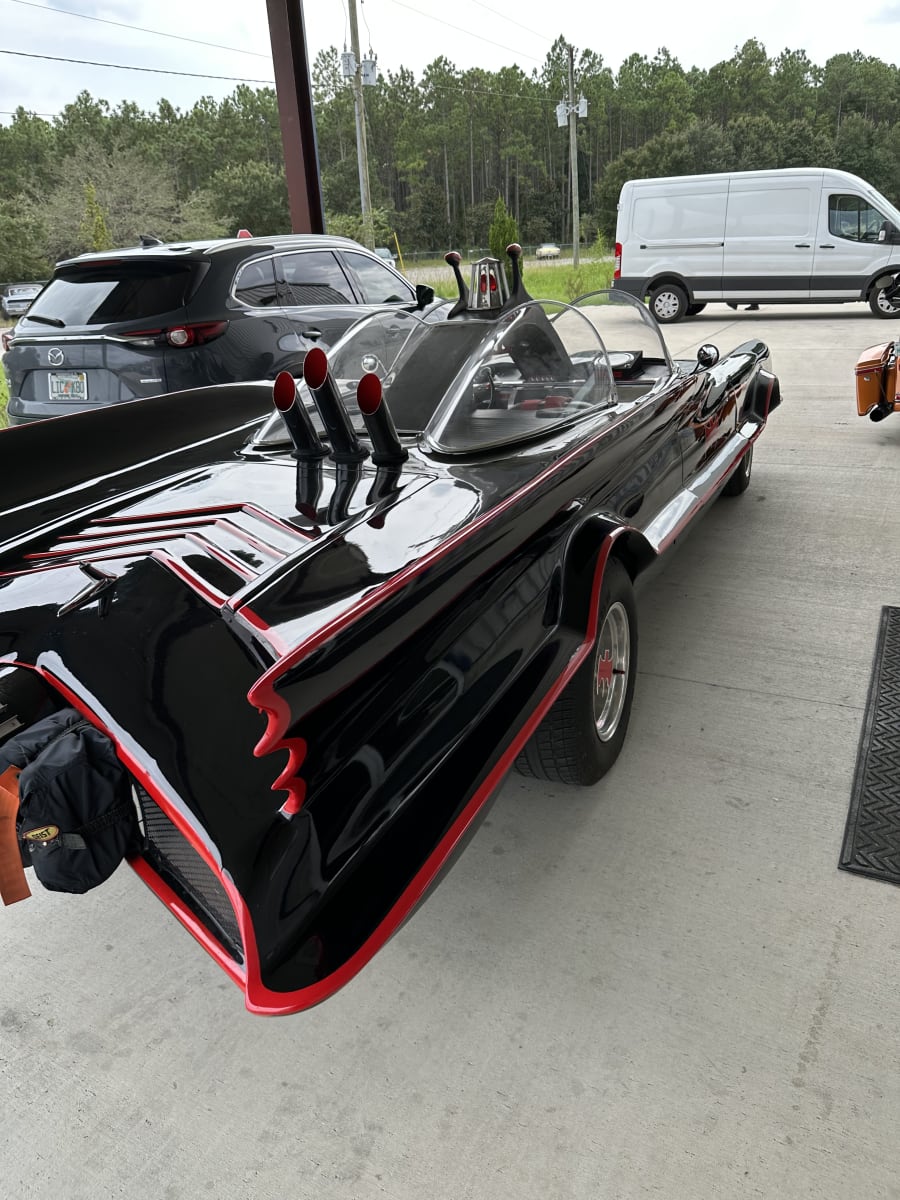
[2,301,900,1199]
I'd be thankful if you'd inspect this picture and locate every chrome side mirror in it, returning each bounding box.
[697,344,719,369]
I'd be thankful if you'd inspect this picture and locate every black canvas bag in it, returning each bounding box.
[0,707,140,894]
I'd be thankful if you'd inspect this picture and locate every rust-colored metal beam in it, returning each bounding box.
[266,0,325,233]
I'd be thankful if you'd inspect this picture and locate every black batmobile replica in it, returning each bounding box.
[0,248,781,1014]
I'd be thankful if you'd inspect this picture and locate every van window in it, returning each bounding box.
[828,195,886,243]
[632,191,726,240]
[726,188,812,237]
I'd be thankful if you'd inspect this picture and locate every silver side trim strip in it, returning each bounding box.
[642,423,759,553]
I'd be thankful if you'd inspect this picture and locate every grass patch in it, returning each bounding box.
[411,258,615,305]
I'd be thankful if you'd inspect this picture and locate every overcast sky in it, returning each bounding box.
[2,0,900,125]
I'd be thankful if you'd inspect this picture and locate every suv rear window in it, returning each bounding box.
[23,261,198,327]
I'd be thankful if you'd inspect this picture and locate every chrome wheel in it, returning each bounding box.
[593,601,630,741]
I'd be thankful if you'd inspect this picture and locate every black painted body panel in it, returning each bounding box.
[0,329,776,1011]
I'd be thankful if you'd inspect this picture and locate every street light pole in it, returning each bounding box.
[348,0,374,249]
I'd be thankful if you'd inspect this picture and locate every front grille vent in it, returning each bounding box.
[135,784,243,963]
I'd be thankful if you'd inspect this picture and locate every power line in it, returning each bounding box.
[387,0,543,64]
[8,0,271,58]
[0,48,274,85]
[465,0,547,43]
[425,80,566,108]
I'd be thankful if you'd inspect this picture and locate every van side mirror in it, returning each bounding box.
[878,222,900,245]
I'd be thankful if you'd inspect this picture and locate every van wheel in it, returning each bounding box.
[686,303,707,316]
[869,286,900,319]
[650,284,688,323]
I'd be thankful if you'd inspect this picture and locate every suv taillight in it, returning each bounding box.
[166,321,228,347]
[1,330,12,353]
[119,322,228,348]
[614,242,622,280]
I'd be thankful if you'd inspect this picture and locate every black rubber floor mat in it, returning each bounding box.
[841,606,900,885]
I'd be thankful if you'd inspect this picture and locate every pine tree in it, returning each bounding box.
[80,182,112,252]
[488,195,519,283]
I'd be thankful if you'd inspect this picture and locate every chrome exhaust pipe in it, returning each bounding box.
[272,371,326,461]
[303,348,365,463]
[356,374,407,465]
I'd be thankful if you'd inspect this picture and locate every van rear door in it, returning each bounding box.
[723,174,819,301]
[812,183,900,299]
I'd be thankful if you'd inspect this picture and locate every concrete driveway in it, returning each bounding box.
[2,302,900,1199]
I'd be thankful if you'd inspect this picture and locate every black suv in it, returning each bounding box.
[1,234,424,425]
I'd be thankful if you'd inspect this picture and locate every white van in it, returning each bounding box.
[612,168,900,322]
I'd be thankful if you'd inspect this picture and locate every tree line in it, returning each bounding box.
[2,37,900,281]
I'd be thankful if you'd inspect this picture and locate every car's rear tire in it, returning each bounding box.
[869,285,900,319]
[515,558,638,786]
[686,303,707,316]
[649,283,688,324]
[722,444,753,496]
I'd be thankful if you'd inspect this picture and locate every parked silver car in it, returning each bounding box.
[2,283,43,320]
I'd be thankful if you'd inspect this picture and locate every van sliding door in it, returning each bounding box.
[723,176,819,301]
[631,179,727,300]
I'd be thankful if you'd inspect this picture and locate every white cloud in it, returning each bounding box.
[2,0,900,125]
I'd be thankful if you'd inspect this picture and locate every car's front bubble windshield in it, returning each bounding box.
[425,300,621,452]
[329,308,493,434]
[254,291,672,454]
[568,290,673,373]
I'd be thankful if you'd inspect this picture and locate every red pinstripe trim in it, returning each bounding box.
[2,535,618,1014]
[23,533,170,560]
[94,502,314,540]
[227,605,292,656]
[0,552,138,578]
[0,660,252,1000]
[238,533,620,1014]
[184,532,256,581]
[129,857,246,987]
[245,410,639,772]
[656,424,763,554]
[149,549,229,608]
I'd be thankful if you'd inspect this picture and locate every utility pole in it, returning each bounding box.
[568,44,580,269]
[556,48,586,267]
[347,0,374,249]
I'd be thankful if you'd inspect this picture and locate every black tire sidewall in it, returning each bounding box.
[870,287,900,319]
[650,284,688,324]
[571,559,638,783]
[722,444,753,496]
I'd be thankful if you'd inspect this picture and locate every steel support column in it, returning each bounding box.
[266,0,325,233]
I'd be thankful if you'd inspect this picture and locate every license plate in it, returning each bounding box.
[48,371,88,401]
